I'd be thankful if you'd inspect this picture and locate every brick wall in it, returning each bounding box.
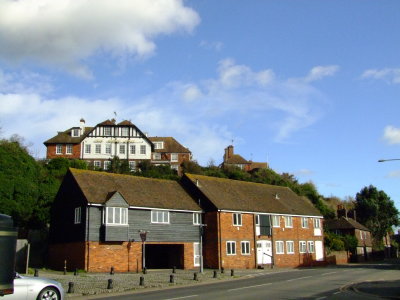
[46,144,81,159]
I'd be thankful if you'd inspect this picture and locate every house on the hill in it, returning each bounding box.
[44,119,191,173]
[181,173,325,269]
[48,169,202,272]
[221,145,268,171]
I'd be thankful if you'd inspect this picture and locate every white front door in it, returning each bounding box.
[193,242,200,266]
[315,241,324,261]
[257,240,272,265]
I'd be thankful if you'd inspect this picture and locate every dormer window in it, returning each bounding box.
[121,127,129,137]
[154,142,164,149]
[104,207,128,225]
[104,127,112,136]
[71,128,80,137]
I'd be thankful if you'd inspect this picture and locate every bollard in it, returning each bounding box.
[34,269,39,277]
[221,267,225,274]
[139,276,145,286]
[193,272,198,281]
[110,266,114,275]
[170,274,175,283]
[172,266,176,273]
[213,270,217,278]
[231,269,234,276]
[143,267,147,274]
[64,260,67,275]
[67,282,74,294]
[74,268,77,276]
[107,279,113,289]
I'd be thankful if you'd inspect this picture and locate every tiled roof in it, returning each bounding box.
[118,120,134,126]
[98,119,115,125]
[325,217,370,231]
[69,168,201,211]
[249,162,268,169]
[225,154,250,164]
[148,137,191,153]
[43,127,93,144]
[184,174,322,217]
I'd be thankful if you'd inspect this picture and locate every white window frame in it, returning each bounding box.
[119,144,125,155]
[272,215,280,227]
[284,216,293,228]
[121,127,129,137]
[140,145,146,155]
[85,144,91,154]
[275,241,284,254]
[129,161,136,171]
[104,127,112,136]
[153,153,161,160]
[93,161,101,169]
[360,230,363,240]
[233,213,242,226]
[56,144,63,154]
[241,241,250,255]
[301,217,309,228]
[151,210,169,224]
[171,165,179,171]
[105,144,112,155]
[193,242,200,267]
[255,215,260,225]
[313,218,321,229]
[130,145,136,155]
[193,213,201,225]
[154,142,164,149]
[74,207,81,224]
[103,161,111,170]
[66,144,73,155]
[170,153,178,162]
[226,241,236,255]
[95,144,101,154]
[286,241,294,254]
[307,241,315,253]
[71,128,80,137]
[104,207,128,225]
[299,241,307,253]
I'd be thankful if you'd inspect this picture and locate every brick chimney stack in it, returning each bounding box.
[337,204,347,219]
[224,145,234,162]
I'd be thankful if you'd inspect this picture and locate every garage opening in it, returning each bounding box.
[145,244,184,269]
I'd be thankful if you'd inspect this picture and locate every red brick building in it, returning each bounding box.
[221,145,268,171]
[182,174,324,269]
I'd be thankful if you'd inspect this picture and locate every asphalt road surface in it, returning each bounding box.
[94,263,400,300]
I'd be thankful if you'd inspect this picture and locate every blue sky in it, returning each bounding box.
[1,0,400,209]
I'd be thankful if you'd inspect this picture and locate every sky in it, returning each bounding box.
[1,0,400,209]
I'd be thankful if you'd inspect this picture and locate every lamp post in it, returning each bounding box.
[378,158,400,162]
[139,230,148,270]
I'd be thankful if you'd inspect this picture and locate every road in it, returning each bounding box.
[94,263,400,300]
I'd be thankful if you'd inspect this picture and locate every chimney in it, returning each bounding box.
[224,145,234,161]
[79,118,85,132]
[337,205,347,219]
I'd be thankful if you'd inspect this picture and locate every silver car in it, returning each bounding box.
[3,273,65,300]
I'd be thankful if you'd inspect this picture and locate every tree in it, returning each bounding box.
[355,185,399,248]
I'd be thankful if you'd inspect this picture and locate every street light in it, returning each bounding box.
[378,158,400,162]
[138,230,148,270]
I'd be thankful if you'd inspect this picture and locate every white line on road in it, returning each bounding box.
[322,271,337,276]
[286,276,312,282]
[164,295,198,300]
[228,282,272,292]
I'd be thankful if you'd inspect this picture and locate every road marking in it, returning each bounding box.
[164,295,198,300]
[286,276,312,282]
[321,271,337,276]
[333,291,341,295]
[228,282,272,292]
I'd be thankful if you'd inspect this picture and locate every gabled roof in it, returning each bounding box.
[148,137,191,153]
[118,120,134,126]
[44,127,93,144]
[183,174,322,217]
[98,119,116,126]
[225,154,250,165]
[325,217,370,232]
[68,168,201,211]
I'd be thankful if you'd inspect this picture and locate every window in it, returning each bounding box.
[301,217,309,228]
[193,213,201,225]
[272,215,280,227]
[119,144,126,155]
[286,241,294,254]
[307,241,315,253]
[170,153,178,162]
[66,144,73,154]
[275,241,284,254]
[151,210,169,224]
[85,144,91,154]
[314,218,321,229]
[241,241,250,255]
[105,144,112,155]
[74,207,81,224]
[226,241,236,255]
[128,161,136,171]
[104,161,111,170]
[94,161,101,169]
[153,153,161,160]
[130,145,136,155]
[284,216,293,228]
[121,127,129,136]
[255,215,259,225]
[95,144,101,154]
[56,144,63,154]
[171,165,179,171]
[154,142,164,149]
[104,127,112,136]
[233,213,242,226]
[105,207,128,225]
[360,231,363,240]
[71,128,80,137]
[140,145,146,155]
[194,242,200,267]
[299,241,307,253]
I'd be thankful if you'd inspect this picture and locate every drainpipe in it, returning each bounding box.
[253,214,257,268]
[218,211,222,270]
[270,216,275,268]
[86,206,90,271]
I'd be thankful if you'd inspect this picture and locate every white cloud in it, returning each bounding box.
[304,65,339,83]
[386,170,400,178]
[199,40,223,52]
[383,125,400,144]
[0,0,200,78]
[362,68,400,84]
